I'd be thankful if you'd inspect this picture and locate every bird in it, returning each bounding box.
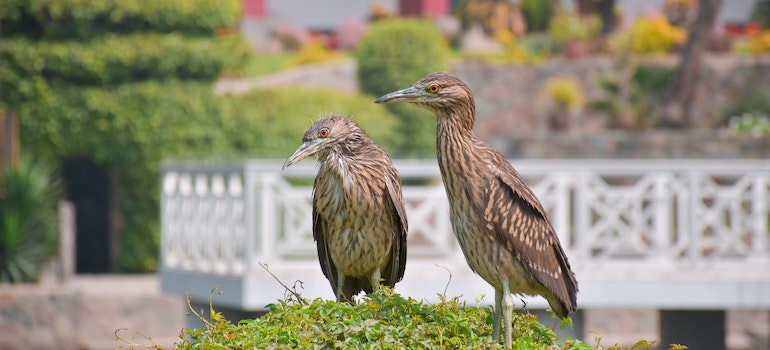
[375,72,577,346]
[282,115,408,302]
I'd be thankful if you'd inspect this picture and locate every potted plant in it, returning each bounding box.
[547,8,600,59]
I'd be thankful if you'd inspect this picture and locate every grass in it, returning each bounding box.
[227,52,298,77]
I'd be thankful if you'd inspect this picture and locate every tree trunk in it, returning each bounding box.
[659,0,723,128]
[595,0,617,35]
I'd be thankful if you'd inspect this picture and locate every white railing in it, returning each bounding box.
[159,159,770,311]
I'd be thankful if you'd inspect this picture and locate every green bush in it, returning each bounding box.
[608,15,686,55]
[14,79,402,271]
[1,34,250,86]
[752,0,770,27]
[356,18,450,157]
[0,157,62,283]
[5,0,405,273]
[1,0,241,40]
[223,88,404,158]
[547,9,601,45]
[156,288,676,350]
[3,0,248,272]
[521,0,554,32]
[178,289,564,349]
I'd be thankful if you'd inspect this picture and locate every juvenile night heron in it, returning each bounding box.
[282,115,408,302]
[376,72,577,346]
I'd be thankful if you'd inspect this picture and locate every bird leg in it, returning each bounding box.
[335,267,345,302]
[502,282,513,347]
[370,269,381,293]
[493,288,503,342]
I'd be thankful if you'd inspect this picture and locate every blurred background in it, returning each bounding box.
[1,0,769,349]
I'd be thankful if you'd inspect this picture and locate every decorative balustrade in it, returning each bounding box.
[160,159,770,311]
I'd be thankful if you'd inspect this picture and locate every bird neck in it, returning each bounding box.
[435,103,480,190]
[435,102,477,147]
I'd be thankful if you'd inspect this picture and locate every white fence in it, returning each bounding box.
[159,159,770,311]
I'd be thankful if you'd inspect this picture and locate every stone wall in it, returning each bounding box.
[0,276,185,350]
[451,55,770,159]
[454,55,770,134]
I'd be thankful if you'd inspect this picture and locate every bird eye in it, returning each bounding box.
[427,84,441,93]
[319,128,330,138]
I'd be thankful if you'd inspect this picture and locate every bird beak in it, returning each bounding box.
[374,87,422,104]
[282,139,323,170]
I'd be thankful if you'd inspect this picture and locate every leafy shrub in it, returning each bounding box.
[158,288,683,350]
[609,15,686,55]
[546,77,583,112]
[0,0,241,40]
[728,113,770,138]
[520,0,554,32]
[1,34,250,86]
[288,39,342,67]
[516,33,558,59]
[222,87,404,158]
[589,64,673,129]
[14,79,403,271]
[752,0,770,27]
[547,9,600,45]
[179,288,562,349]
[357,19,449,100]
[0,157,62,283]
[737,30,770,53]
[721,79,770,123]
[3,0,249,272]
[356,18,450,157]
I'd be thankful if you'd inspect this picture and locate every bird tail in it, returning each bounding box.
[546,288,577,319]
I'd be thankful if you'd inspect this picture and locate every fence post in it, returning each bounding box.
[58,200,76,283]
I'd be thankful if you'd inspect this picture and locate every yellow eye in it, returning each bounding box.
[427,84,440,93]
[319,128,330,138]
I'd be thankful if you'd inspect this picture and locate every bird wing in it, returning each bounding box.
[482,162,577,315]
[312,190,339,294]
[383,165,408,285]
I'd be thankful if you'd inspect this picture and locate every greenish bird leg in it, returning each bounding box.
[502,282,513,347]
[493,288,503,341]
[336,267,345,302]
[370,269,381,293]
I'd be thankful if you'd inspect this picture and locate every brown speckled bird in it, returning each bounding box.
[376,72,577,346]
[282,116,408,302]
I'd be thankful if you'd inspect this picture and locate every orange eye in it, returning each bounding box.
[427,84,440,93]
[319,128,330,138]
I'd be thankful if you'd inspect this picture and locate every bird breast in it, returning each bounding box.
[437,132,545,296]
[315,162,394,277]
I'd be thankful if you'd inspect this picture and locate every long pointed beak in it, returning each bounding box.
[282,139,322,170]
[374,86,422,104]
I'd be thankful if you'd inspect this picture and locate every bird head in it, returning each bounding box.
[374,72,473,113]
[282,116,364,170]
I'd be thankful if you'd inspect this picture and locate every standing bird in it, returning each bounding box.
[282,116,408,302]
[375,72,577,346]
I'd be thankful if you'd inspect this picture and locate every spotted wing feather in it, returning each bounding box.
[312,187,339,294]
[482,153,578,317]
[383,165,408,286]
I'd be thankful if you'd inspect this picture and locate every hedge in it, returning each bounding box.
[15,80,402,271]
[1,34,251,87]
[356,18,450,157]
[1,0,241,40]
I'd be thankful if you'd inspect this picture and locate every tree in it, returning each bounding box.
[659,0,724,128]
